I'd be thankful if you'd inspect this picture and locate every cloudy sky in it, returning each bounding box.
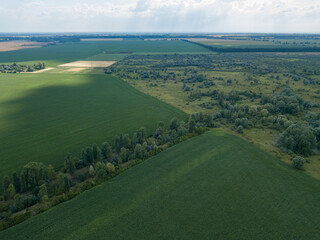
[0,0,319,33]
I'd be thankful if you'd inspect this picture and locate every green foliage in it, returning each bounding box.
[134,144,144,159]
[2,176,11,193]
[101,142,112,159]
[2,132,320,240]
[38,184,48,202]
[64,154,76,174]
[13,194,25,212]
[106,163,115,174]
[120,148,129,162]
[6,184,16,200]
[276,124,317,156]
[170,118,178,131]
[92,144,101,162]
[89,166,95,177]
[237,125,244,134]
[20,162,47,192]
[95,162,107,179]
[137,127,147,144]
[188,119,196,133]
[85,147,94,165]
[292,156,306,169]
[47,165,56,181]
[12,172,21,193]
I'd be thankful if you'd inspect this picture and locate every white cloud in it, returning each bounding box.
[0,0,319,32]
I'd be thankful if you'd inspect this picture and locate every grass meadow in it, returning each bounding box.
[1,131,319,240]
[0,73,187,178]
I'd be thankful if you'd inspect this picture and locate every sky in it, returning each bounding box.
[0,0,319,33]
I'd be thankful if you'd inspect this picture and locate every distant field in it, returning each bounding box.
[81,38,123,41]
[195,39,320,51]
[0,40,210,65]
[59,61,116,68]
[84,53,130,61]
[2,131,320,240]
[0,41,48,52]
[0,73,187,178]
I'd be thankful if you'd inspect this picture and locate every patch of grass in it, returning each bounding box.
[0,73,187,178]
[1,131,320,239]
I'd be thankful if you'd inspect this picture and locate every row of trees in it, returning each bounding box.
[0,62,45,73]
[0,117,209,230]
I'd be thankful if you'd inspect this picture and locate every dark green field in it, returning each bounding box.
[2,131,319,240]
[0,73,187,178]
[0,40,210,66]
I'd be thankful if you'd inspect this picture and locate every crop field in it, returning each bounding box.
[59,61,116,68]
[1,131,320,240]
[84,53,130,61]
[0,41,48,52]
[194,38,320,47]
[0,40,210,66]
[0,73,187,178]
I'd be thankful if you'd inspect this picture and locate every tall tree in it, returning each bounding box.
[85,147,94,165]
[120,147,129,162]
[20,162,47,191]
[114,135,121,152]
[137,127,146,143]
[2,175,11,192]
[170,118,178,131]
[64,153,76,174]
[47,165,57,181]
[6,184,16,200]
[101,142,112,159]
[95,162,107,179]
[92,143,101,162]
[123,134,131,149]
[38,184,48,202]
[12,172,21,193]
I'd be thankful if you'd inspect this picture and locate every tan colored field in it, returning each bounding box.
[59,61,116,68]
[80,38,123,41]
[25,67,54,74]
[0,41,48,52]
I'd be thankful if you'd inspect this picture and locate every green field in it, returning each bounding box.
[0,73,187,178]
[1,131,319,240]
[196,39,320,49]
[0,40,210,66]
[84,53,130,61]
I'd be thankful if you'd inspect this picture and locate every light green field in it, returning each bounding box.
[0,73,187,178]
[1,131,320,240]
[84,53,130,61]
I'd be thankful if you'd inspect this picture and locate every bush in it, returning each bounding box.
[237,125,244,134]
[292,156,306,169]
[275,124,317,156]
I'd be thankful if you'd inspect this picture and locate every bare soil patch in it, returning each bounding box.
[59,61,116,68]
[0,41,48,52]
[28,67,54,73]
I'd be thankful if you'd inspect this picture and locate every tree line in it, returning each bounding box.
[0,117,209,231]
